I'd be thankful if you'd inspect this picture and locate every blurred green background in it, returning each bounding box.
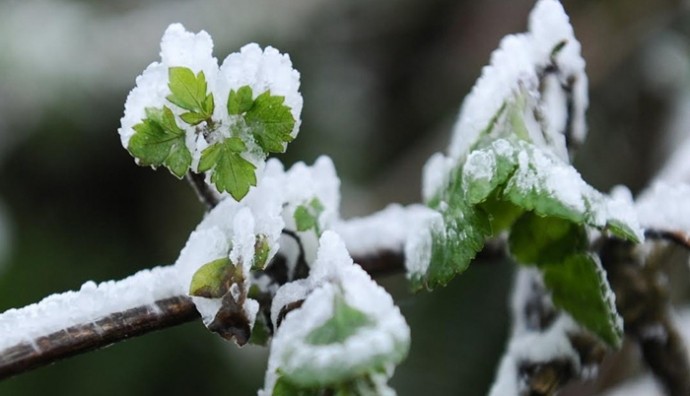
[0,0,688,394]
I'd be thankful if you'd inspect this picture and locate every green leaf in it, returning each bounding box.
[294,205,316,232]
[542,253,622,347]
[273,377,320,396]
[180,111,209,125]
[199,137,257,200]
[167,67,211,114]
[128,106,191,178]
[306,294,374,345]
[509,211,587,266]
[228,86,255,115]
[253,234,271,271]
[189,257,233,298]
[248,313,271,346]
[294,198,325,235]
[414,171,491,291]
[245,91,295,153]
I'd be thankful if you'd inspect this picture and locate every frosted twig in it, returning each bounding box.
[601,239,690,396]
[644,229,690,251]
[0,296,198,380]
[488,269,606,396]
[0,246,410,379]
[185,171,220,210]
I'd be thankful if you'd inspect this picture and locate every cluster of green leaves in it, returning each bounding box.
[418,101,640,346]
[294,198,326,236]
[127,67,296,200]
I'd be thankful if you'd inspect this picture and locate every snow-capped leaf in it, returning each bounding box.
[262,232,410,393]
[198,137,257,200]
[188,257,234,298]
[294,198,325,235]
[167,66,213,117]
[253,234,272,271]
[128,106,191,178]
[414,172,491,291]
[227,86,254,115]
[509,212,587,266]
[306,294,374,345]
[542,253,622,347]
[246,91,296,154]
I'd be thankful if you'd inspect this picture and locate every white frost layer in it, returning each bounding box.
[119,23,302,177]
[0,265,183,352]
[334,204,443,277]
[447,0,587,163]
[636,182,690,235]
[261,232,410,393]
[174,156,342,322]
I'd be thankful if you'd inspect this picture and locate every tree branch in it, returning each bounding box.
[0,246,408,380]
[0,296,199,380]
[185,171,220,210]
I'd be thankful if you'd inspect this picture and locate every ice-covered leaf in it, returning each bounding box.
[188,257,234,298]
[509,212,587,266]
[167,66,214,121]
[416,177,491,290]
[199,137,257,200]
[542,253,622,347]
[128,106,192,178]
[306,294,374,345]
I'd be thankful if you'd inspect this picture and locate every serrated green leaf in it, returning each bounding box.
[199,137,257,201]
[542,253,622,347]
[245,91,295,153]
[509,211,587,266]
[128,106,191,178]
[228,86,255,115]
[414,172,491,291]
[306,294,374,345]
[167,67,212,115]
[189,257,233,298]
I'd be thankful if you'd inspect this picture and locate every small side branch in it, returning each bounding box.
[0,296,199,380]
[185,171,220,210]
